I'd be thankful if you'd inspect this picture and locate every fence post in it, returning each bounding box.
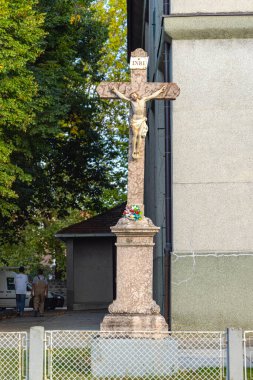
[226,328,243,380]
[29,326,44,380]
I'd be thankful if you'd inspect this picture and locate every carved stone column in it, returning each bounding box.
[100,217,168,332]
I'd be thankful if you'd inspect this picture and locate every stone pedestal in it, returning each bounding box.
[101,314,168,333]
[91,338,178,376]
[100,217,168,333]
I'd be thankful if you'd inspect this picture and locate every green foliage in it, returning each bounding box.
[92,0,129,191]
[92,0,128,81]
[0,210,87,276]
[22,0,111,213]
[0,0,45,216]
[0,0,129,274]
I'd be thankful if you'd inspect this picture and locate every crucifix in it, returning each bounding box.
[97,49,180,332]
[97,48,180,215]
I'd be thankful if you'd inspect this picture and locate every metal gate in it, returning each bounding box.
[0,331,28,380]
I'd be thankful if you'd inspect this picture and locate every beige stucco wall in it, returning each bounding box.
[170,0,253,13]
[169,32,253,329]
[172,38,253,252]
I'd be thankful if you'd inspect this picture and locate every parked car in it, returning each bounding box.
[27,283,64,310]
[0,271,64,310]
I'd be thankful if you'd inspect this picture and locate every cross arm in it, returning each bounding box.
[96,82,132,99]
[97,81,180,100]
[143,83,180,100]
[144,85,166,101]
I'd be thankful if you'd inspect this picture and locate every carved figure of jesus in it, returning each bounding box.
[110,85,166,159]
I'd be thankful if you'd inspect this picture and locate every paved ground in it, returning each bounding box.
[0,308,106,332]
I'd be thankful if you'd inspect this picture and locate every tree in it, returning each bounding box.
[0,209,87,276]
[92,0,129,204]
[92,0,128,81]
[18,0,125,217]
[0,0,45,217]
[0,0,119,226]
[0,0,129,272]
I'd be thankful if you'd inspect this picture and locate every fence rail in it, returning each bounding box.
[44,330,226,380]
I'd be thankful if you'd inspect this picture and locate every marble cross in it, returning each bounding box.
[97,48,180,214]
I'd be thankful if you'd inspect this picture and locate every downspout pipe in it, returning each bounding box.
[163,0,173,330]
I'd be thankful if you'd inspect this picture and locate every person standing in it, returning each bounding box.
[15,266,28,317]
[32,268,48,317]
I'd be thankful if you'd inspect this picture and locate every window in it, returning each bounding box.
[7,277,15,290]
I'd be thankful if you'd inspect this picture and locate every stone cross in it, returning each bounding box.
[97,49,180,333]
[97,48,180,213]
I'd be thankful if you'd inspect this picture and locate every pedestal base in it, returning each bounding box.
[104,217,167,336]
[101,313,168,334]
[91,336,178,377]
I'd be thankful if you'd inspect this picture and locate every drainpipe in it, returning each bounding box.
[163,0,172,330]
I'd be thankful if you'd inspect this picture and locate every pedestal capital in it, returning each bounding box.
[111,217,160,236]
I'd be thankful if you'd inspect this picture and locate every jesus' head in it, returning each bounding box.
[130,92,140,101]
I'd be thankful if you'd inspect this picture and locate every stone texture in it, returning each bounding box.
[127,135,145,210]
[97,81,180,101]
[97,49,180,333]
[100,217,168,332]
[97,49,179,101]
[109,217,160,315]
[100,314,168,334]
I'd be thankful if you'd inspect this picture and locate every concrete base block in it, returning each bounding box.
[100,313,168,335]
[91,337,178,377]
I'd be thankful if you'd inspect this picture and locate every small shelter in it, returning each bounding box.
[56,203,125,310]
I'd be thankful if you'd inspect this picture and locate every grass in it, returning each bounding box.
[47,370,225,380]
[0,348,22,379]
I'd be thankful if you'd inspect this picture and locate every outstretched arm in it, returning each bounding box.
[144,85,166,101]
[110,86,130,102]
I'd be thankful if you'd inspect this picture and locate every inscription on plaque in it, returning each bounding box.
[130,57,149,70]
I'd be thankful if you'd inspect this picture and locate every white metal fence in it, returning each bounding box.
[44,330,226,380]
[0,331,28,380]
[5,328,252,379]
[244,331,253,380]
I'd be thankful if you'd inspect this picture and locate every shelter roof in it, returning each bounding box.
[55,203,126,238]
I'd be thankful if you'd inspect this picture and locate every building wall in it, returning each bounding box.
[172,255,253,330]
[170,0,253,14]
[166,11,253,328]
[72,238,113,310]
[171,38,253,252]
[141,0,253,329]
